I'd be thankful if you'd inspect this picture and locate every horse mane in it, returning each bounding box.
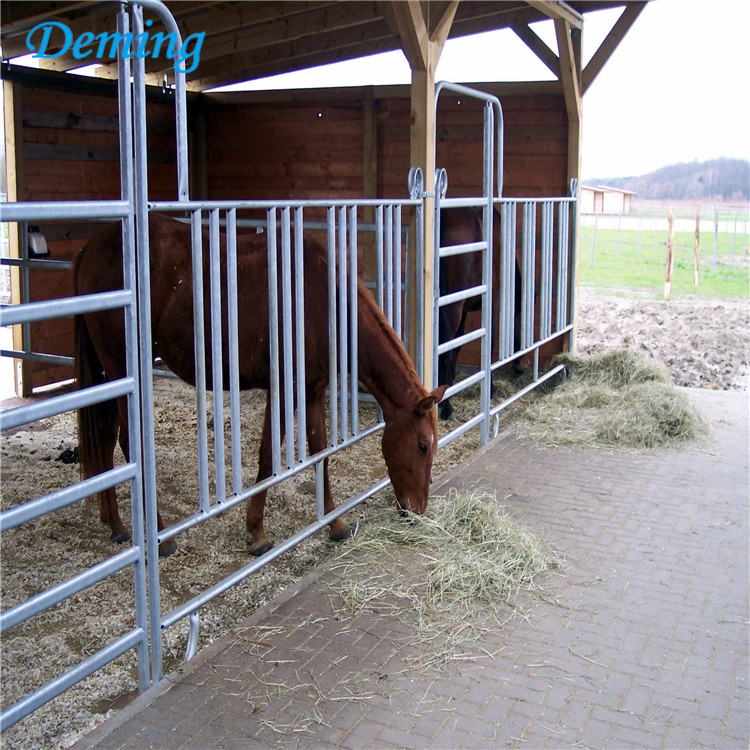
[357,280,427,401]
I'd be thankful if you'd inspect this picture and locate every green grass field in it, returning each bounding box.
[578,225,750,299]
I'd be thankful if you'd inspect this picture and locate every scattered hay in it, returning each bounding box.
[519,348,709,449]
[330,489,559,671]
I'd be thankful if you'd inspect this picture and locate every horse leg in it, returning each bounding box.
[306,392,349,543]
[246,397,279,556]
[438,303,464,420]
[115,398,177,557]
[95,400,130,544]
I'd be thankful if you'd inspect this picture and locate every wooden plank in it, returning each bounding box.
[582,3,647,94]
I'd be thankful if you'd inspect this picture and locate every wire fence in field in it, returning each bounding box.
[580,205,750,298]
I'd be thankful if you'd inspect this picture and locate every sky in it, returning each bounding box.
[212,0,750,180]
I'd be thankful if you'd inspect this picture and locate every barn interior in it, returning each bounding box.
[1,0,649,393]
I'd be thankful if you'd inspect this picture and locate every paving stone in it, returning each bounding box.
[70,389,749,750]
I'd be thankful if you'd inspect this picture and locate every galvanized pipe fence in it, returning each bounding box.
[0,2,578,735]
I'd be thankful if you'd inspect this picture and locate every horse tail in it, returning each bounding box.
[74,250,119,524]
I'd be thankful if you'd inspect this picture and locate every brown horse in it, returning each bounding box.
[438,207,524,420]
[75,213,446,557]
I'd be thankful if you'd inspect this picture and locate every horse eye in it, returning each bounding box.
[418,441,428,454]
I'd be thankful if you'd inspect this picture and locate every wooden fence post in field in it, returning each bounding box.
[694,209,700,285]
[664,209,675,300]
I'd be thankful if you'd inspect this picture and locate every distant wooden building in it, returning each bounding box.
[581,184,637,213]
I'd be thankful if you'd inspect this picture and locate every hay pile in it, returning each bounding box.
[519,348,710,448]
[330,489,559,671]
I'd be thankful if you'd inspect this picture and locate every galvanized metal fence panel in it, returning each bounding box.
[0,5,150,730]
[431,82,579,447]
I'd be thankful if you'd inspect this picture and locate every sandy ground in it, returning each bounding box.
[1,288,748,749]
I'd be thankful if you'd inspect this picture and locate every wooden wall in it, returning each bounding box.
[6,74,180,392]
[7,73,571,392]
[203,82,569,202]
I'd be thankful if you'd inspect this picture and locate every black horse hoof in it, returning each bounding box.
[158,539,178,558]
[110,530,132,544]
[329,526,352,543]
[249,541,273,557]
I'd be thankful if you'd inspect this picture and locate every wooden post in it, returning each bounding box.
[694,209,700,286]
[664,209,675,300]
[3,79,27,396]
[389,0,457,387]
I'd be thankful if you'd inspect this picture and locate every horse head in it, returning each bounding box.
[381,385,448,515]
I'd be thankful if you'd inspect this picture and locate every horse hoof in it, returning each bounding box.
[159,539,178,558]
[250,541,273,557]
[110,530,131,544]
[329,526,351,543]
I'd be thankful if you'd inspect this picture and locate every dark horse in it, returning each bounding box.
[438,207,524,420]
[75,213,447,557]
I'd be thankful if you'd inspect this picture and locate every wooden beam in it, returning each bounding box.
[526,0,583,29]
[582,2,647,94]
[387,0,457,383]
[3,79,28,396]
[511,23,560,77]
[389,0,430,70]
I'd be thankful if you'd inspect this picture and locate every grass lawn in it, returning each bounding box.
[578,225,750,299]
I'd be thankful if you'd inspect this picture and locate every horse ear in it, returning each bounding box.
[415,385,449,415]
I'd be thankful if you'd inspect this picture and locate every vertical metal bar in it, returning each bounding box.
[385,206,393,325]
[499,202,514,361]
[294,207,307,463]
[556,200,570,331]
[20,223,30,362]
[413,172,425,382]
[208,209,226,503]
[226,210,242,496]
[349,206,359,437]
[315,460,325,521]
[116,5,149,694]
[326,207,338,447]
[569,179,579,349]
[190,210,210,512]
[280,207,295,469]
[337,207,349,441]
[393,207,402,340]
[375,205,384,311]
[540,201,553,340]
[266,208,281,476]
[480,101,493,446]
[432,184,442,394]
[131,3,162,685]
[521,202,535,350]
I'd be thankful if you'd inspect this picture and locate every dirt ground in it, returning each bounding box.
[576,286,749,391]
[1,287,748,749]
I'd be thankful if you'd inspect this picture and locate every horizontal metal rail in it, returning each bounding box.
[437,327,485,356]
[0,290,131,327]
[438,284,485,308]
[0,377,134,431]
[0,464,137,532]
[162,476,392,630]
[157,421,386,544]
[0,349,74,368]
[0,627,147,732]
[1,546,141,632]
[1,258,73,271]
[439,240,486,258]
[0,200,130,222]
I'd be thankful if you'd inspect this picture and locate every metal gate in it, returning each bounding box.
[0,0,424,731]
[0,4,578,735]
[0,5,150,730]
[432,83,578,450]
